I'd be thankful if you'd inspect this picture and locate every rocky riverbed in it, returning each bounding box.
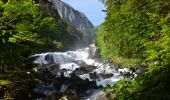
[30,46,140,100]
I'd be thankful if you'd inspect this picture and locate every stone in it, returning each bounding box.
[96,94,108,100]
[89,72,99,80]
[135,66,144,74]
[74,60,86,67]
[82,64,97,72]
[98,73,113,79]
[72,67,88,76]
[48,0,95,44]
[59,96,68,100]
[89,43,100,58]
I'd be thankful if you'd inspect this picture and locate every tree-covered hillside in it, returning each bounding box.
[0,0,86,99]
[97,0,170,99]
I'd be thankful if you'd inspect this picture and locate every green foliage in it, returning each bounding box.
[0,0,76,99]
[52,40,64,49]
[0,80,11,89]
[0,0,86,99]
[98,0,170,99]
[0,0,65,63]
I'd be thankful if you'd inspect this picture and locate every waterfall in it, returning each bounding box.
[31,47,131,99]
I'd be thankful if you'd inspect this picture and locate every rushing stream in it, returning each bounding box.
[31,47,127,100]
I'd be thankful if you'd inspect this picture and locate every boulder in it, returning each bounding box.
[89,43,100,58]
[89,72,99,80]
[96,94,108,100]
[135,66,144,74]
[45,54,55,64]
[72,67,89,76]
[98,73,113,79]
[83,64,97,72]
[74,60,86,67]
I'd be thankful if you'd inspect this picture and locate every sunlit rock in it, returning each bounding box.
[48,0,95,44]
[89,43,100,58]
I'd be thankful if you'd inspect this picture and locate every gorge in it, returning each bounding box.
[31,46,123,99]
[28,1,123,99]
[2,0,168,100]
[0,0,135,99]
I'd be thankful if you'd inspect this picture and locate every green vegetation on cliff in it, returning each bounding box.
[97,0,170,99]
[0,0,84,99]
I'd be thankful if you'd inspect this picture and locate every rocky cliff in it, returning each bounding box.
[47,0,95,44]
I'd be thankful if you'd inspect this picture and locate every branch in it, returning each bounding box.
[5,16,18,25]
[0,26,8,30]
[0,15,21,30]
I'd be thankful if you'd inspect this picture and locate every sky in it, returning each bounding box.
[62,0,106,26]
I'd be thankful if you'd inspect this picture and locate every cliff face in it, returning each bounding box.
[48,0,95,44]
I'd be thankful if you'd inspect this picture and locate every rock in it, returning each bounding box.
[96,94,108,100]
[89,43,100,58]
[129,67,135,74]
[34,85,56,96]
[112,64,120,73]
[98,73,113,79]
[118,67,138,79]
[48,0,95,44]
[82,64,97,72]
[89,72,113,81]
[59,96,68,100]
[72,63,97,76]
[120,71,131,78]
[45,54,54,64]
[42,63,60,76]
[135,66,144,74]
[74,60,86,67]
[89,72,99,80]
[72,67,88,76]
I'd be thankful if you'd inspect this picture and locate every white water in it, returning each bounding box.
[32,47,126,99]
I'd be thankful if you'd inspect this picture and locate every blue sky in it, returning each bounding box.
[62,0,106,26]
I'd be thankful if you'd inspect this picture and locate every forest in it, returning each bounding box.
[97,0,170,99]
[0,0,84,99]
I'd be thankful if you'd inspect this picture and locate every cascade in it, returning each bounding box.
[31,47,131,99]
[28,0,138,98]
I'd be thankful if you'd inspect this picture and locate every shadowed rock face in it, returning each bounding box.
[47,0,95,44]
[33,68,98,100]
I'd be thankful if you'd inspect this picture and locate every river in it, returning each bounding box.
[31,47,125,100]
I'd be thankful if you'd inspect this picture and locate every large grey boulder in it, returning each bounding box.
[89,43,100,58]
[74,60,86,67]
